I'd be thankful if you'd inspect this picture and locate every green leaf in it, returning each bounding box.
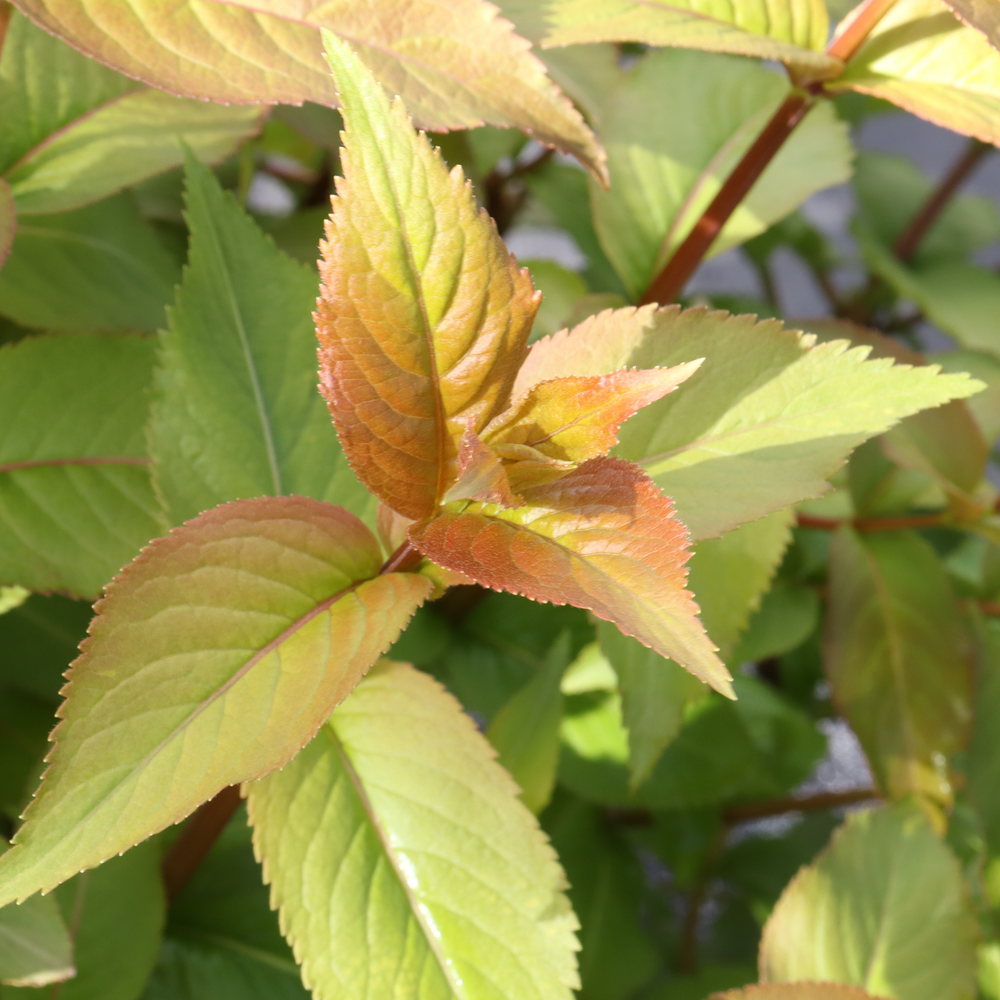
[760,803,979,1000]
[0,496,432,906]
[933,349,1000,443]
[541,0,839,74]
[143,807,308,1000]
[588,48,852,300]
[731,581,820,665]
[518,305,983,539]
[524,260,588,342]
[598,622,706,789]
[0,194,181,331]
[487,631,570,813]
[0,895,73,988]
[14,0,605,180]
[148,155,370,528]
[712,987,881,1000]
[966,616,1000,854]
[0,333,165,598]
[825,529,974,806]
[0,686,54,823]
[0,180,13,271]
[49,840,165,1000]
[246,660,581,1000]
[546,800,658,1000]
[834,0,1000,145]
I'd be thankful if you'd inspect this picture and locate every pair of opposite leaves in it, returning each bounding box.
[0,34,729,905]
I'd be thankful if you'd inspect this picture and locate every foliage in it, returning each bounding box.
[0,0,999,998]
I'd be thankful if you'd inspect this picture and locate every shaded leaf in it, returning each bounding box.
[51,840,165,1000]
[825,529,973,807]
[487,631,570,813]
[442,426,523,507]
[598,621,706,788]
[316,35,538,520]
[933,349,1000,444]
[965,615,1000,854]
[942,0,1000,48]
[149,155,370,528]
[410,457,731,694]
[520,305,982,539]
[0,896,73,988]
[588,49,851,300]
[547,800,658,1000]
[733,581,819,665]
[0,496,431,905]
[0,333,164,599]
[542,0,839,75]
[14,0,604,178]
[760,804,978,1000]
[246,660,581,1000]
[0,194,180,331]
[834,0,1000,146]
[0,180,13,271]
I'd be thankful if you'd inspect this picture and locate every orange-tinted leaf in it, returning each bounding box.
[942,0,1000,49]
[483,363,702,464]
[443,425,523,507]
[0,180,14,271]
[409,457,732,694]
[712,987,881,1000]
[316,36,539,520]
[13,0,606,178]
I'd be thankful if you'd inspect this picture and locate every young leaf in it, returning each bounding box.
[0,179,13,271]
[942,0,1000,48]
[0,496,432,906]
[760,804,978,1000]
[0,194,180,331]
[834,0,1000,146]
[825,529,973,807]
[246,660,581,1000]
[588,48,852,299]
[541,0,840,75]
[316,34,539,520]
[149,155,370,528]
[0,894,73,988]
[487,630,570,813]
[6,90,264,216]
[0,333,164,599]
[521,305,983,539]
[410,457,732,695]
[51,840,165,1000]
[14,0,605,179]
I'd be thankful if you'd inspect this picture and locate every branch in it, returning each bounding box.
[0,4,11,60]
[797,512,946,532]
[826,0,900,62]
[161,785,243,903]
[894,139,992,262]
[723,787,881,823]
[678,823,728,975]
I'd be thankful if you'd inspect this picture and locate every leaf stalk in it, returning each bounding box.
[797,512,948,531]
[380,540,425,575]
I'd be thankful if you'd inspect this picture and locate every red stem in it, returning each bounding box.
[723,787,880,823]
[380,540,424,575]
[161,785,243,903]
[0,4,12,58]
[894,139,992,261]
[797,512,946,532]
[826,0,899,62]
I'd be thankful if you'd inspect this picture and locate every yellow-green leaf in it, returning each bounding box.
[942,0,1000,49]
[760,804,978,1000]
[834,0,1000,146]
[541,0,840,76]
[713,987,882,1000]
[0,496,431,906]
[13,0,605,177]
[247,660,581,1000]
[317,34,539,521]
[0,179,13,271]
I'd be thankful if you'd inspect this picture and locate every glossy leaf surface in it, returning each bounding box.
[149,156,370,528]
[835,0,1000,146]
[0,496,431,905]
[825,529,972,806]
[0,194,180,331]
[247,660,581,1000]
[589,49,851,299]
[521,305,982,539]
[410,457,731,694]
[316,35,538,520]
[0,333,164,598]
[13,0,604,177]
[760,804,978,1000]
[542,0,839,74]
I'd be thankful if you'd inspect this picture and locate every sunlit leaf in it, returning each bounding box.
[834,0,1000,146]
[0,333,164,598]
[410,456,732,694]
[13,0,605,178]
[541,0,840,75]
[587,48,852,300]
[942,0,1000,48]
[760,804,978,1000]
[316,35,538,520]
[149,155,370,528]
[712,986,881,999]
[520,305,982,539]
[0,496,431,906]
[487,630,569,813]
[247,660,581,1000]
[0,194,180,331]
[825,528,973,807]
